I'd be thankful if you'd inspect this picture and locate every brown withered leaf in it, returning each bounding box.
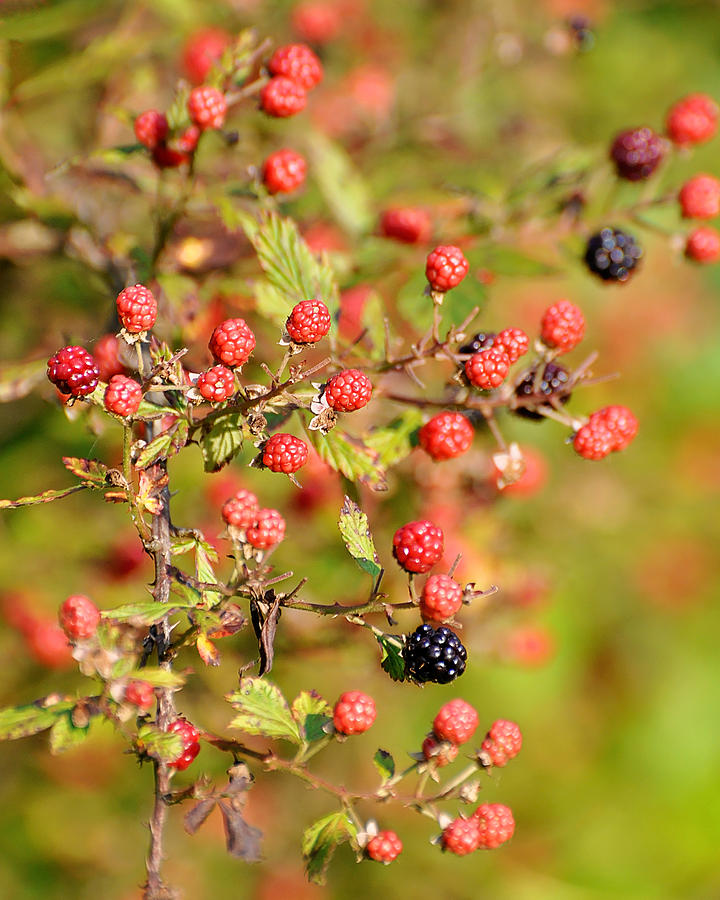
[250,592,282,676]
[219,800,263,861]
[184,797,217,835]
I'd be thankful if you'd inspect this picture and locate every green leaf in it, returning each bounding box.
[138,725,184,763]
[476,245,558,277]
[135,431,173,469]
[0,357,46,402]
[0,0,109,40]
[309,430,386,491]
[0,484,88,509]
[135,398,172,420]
[302,811,355,885]
[253,280,293,329]
[49,713,90,755]
[103,600,196,625]
[227,678,301,744]
[291,691,332,743]
[62,457,109,486]
[337,496,381,578]
[373,749,395,781]
[125,667,185,689]
[306,131,373,237]
[212,192,259,237]
[0,700,74,741]
[376,634,406,682]
[364,409,423,470]
[200,413,244,473]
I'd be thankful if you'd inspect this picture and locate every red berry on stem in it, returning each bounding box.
[473,803,515,849]
[152,144,190,169]
[610,127,664,181]
[420,574,463,622]
[222,489,260,529]
[679,174,720,219]
[686,226,720,263]
[465,347,510,390]
[422,734,459,767]
[366,830,402,864]
[104,375,143,417]
[26,620,72,669]
[116,284,157,333]
[286,298,331,343]
[134,110,169,150]
[292,1,342,44]
[572,417,615,460]
[209,318,256,367]
[182,27,231,84]
[379,207,432,244]
[540,299,585,353]
[494,327,529,364]
[188,86,227,130]
[93,333,125,381]
[196,365,236,402]
[480,719,523,766]
[59,594,101,640]
[425,244,469,292]
[667,93,718,146]
[392,520,444,574]
[47,346,99,398]
[263,148,307,194]
[260,76,307,118]
[596,404,638,451]
[433,698,478,745]
[324,369,372,412]
[268,43,323,91]
[246,508,286,550]
[442,816,482,856]
[262,433,309,474]
[333,690,376,735]
[125,680,155,712]
[418,412,474,461]
[167,717,201,770]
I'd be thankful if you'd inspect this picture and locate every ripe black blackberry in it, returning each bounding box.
[458,332,496,356]
[404,624,467,684]
[584,227,642,283]
[513,362,571,420]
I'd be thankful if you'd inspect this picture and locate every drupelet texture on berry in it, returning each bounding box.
[459,331,497,355]
[47,346,99,398]
[260,76,307,117]
[418,412,474,461]
[442,816,482,856]
[379,207,433,244]
[595,404,638,450]
[222,489,260,530]
[433,698,479,744]
[167,717,201,770]
[465,347,511,390]
[473,803,515,849]
[262,433,309,474]
[59,594,101,640]
[187,86,227,130]
[494,327,529,364]
[480,719,523,767]
[686,226,720,263]
[116,284,157,333]
[268,43,323,91]
[679,174,720,219]
[286,298,331,343]
[667,93,718,146]
[263,148,307,194]
[425,245,469,292]
[392,520,444,573]
[125,680,155,712]
[134,110,169,150]
[584,227,642,282]
[610,127,664,181]
[540,299,585,353]
[332,690,376,735]
[420,574,463,622]
[104,375,143,418]
[324,369,373,412]
[574,405,638,460]
[196,365,236,402]
[246,508,286,550]
[365,830,402,864]
[404,624,467,684]
[209,318,256,367]
[513,362,571,420]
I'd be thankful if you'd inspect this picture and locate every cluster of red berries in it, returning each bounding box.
[261,43,323,118]
[442,804,516,855]
[573,405,639,461]
[221,486,286,551]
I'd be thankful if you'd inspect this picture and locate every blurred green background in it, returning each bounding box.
[2,0,720,898]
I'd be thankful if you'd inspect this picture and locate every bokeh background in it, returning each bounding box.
[1,0,720,898]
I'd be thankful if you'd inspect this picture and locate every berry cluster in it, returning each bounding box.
[573,405,638,461]
[261,43,323,117]
[221,486,286,551]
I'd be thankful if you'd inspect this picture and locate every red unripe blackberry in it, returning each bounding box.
[473,803,515,849]
[332,690,376,735]
[182,27,231,84]
[494,327,529,364]
[246,508,286,550]
[152,144,190,169]
[442,816,481,856]
[679,174,720,219]
[422,733,459,767]
[134,110,169,150]
[480,719,523,767]
[420,574,463,622]
[222,489,260,530]
[59,594,101,640]
[262,148,307,194]
[116,284,157,333]
[379,207,433,244]
[171,743,200,771]
[125,680,155,712]
[425,244,469,293]
[418,412,474,461]
[196,365,236,402]
[433,698,478,745]
[610,127,664,181]
[209,318,256,367]
[393,520,444,574]
[286,298,331,343]
[262,433,309,474]
[540,299,585,353]
[465,347,510,390]
[93,333,125,382]
[268,43,323,91]
[324,368,372,412]
[178,126,200,155]
[260,76,307,118]
[292,1,342,44]
[686,225,720,262]
[47,346,99,398]
[572,417,615,460]
[104,375,143,418]
[667,93,718,146]
[366,830,402,864]
[26,620,72,669]
[595,404,638,451]
[187,86,227,130]
[167,717,201,770]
